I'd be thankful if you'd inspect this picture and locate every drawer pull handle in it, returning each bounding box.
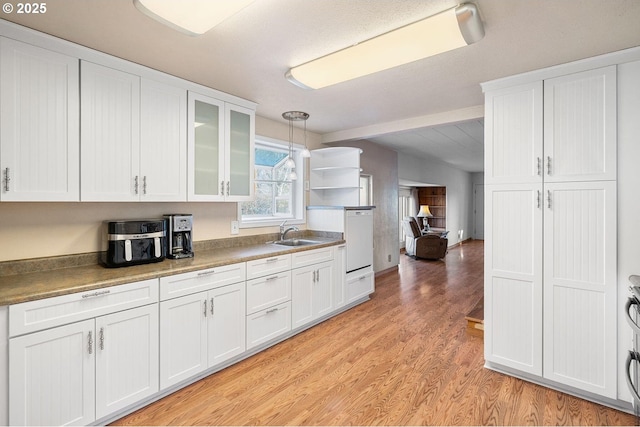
[99,327,105,350]
[197,269,216,277]
[88,331,93,355]
[266,308,279,314]
[266,275,279,281]
[359,276,366,281]
[82,290,111,299]
[266,258,279,263]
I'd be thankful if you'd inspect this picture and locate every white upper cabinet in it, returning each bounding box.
[188,92,225,201]
[484,82,543,185]
[187,92,255,202]
[81,61,187,202]
[544,66,617,182]
[225,103,255,201]
[139,79,187,201]
[485,66,616,185]
[0,37,80,201]
[81,61,141,201]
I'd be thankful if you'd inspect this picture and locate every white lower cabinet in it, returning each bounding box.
[159,279,246,390]
[246,302,292,350]
[333,245,347,309]
[346,267,375,304]
[245,255,292,350]
[95,305,159,419]
[9,319,95,426]
[9,303,158,426]
[291,261,334,329]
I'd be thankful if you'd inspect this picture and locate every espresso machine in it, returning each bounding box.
[164,214,194,259]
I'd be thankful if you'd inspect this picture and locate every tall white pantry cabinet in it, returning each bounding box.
[483,66,617,398]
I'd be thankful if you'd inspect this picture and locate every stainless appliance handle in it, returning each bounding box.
[625,298,640,334]
[626,350,640,404]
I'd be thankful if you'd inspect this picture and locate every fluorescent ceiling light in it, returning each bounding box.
[133,0,254,36]
[286,3,484,89]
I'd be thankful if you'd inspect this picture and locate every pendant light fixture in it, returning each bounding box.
[282,111,310,180]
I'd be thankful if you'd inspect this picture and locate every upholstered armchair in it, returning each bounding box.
[402,217,448,260]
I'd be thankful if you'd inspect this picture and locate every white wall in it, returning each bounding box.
[398,153,475,246]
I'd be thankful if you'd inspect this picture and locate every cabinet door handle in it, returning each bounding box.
[88,331,93,355]
[547,156,552,175]
[3,167,9,192]
[220,181,225,195]
[316,269,320,282]
[226,181,230,197]
[211,297,214,316]
[312,270,316,283]
[204,299,207,317]
[134,175,139,195]
[536,157,541,176]
[143,176,147,195]
[537,190,541,209]
[197,269,216,277]
[547,190,552,209]
[99,327,105,351]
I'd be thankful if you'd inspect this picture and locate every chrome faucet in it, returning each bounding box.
[279,220,299,241]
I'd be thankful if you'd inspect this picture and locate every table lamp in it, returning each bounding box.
[417,205,433,232]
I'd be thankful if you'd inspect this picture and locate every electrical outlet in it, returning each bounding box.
[231,220,239,235]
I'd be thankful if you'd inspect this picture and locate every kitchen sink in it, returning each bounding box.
[274,239,321,247]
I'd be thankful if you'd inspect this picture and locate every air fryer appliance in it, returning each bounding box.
[164,214,194,259]
[103,219,166,267]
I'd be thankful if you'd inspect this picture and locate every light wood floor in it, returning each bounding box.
[112,241,636,425]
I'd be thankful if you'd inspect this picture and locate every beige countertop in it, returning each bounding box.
[0,237,344,306]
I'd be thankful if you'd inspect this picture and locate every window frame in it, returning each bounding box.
[238,136,306,229]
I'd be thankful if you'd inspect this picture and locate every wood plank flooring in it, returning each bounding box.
[112,241,636,426]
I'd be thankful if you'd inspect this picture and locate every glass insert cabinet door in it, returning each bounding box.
[188,92,254,202]
[188,92,225,200]
[226,104,254,200]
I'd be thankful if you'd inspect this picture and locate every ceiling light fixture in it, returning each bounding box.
[285,3,484,89]
[282,111,310,181]
[133,0,255,36]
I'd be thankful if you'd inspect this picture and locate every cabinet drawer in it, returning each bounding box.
[291,247,334,269]
[9,279,158,337]
[246,254,291,280]
[246,272,291,315]
[346,268,375,304]
[159,262,246,301]
[246,301,291,350]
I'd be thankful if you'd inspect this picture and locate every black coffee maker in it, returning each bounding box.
[164,214,194,259]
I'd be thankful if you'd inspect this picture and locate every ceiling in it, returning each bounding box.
[3,0,640,173]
